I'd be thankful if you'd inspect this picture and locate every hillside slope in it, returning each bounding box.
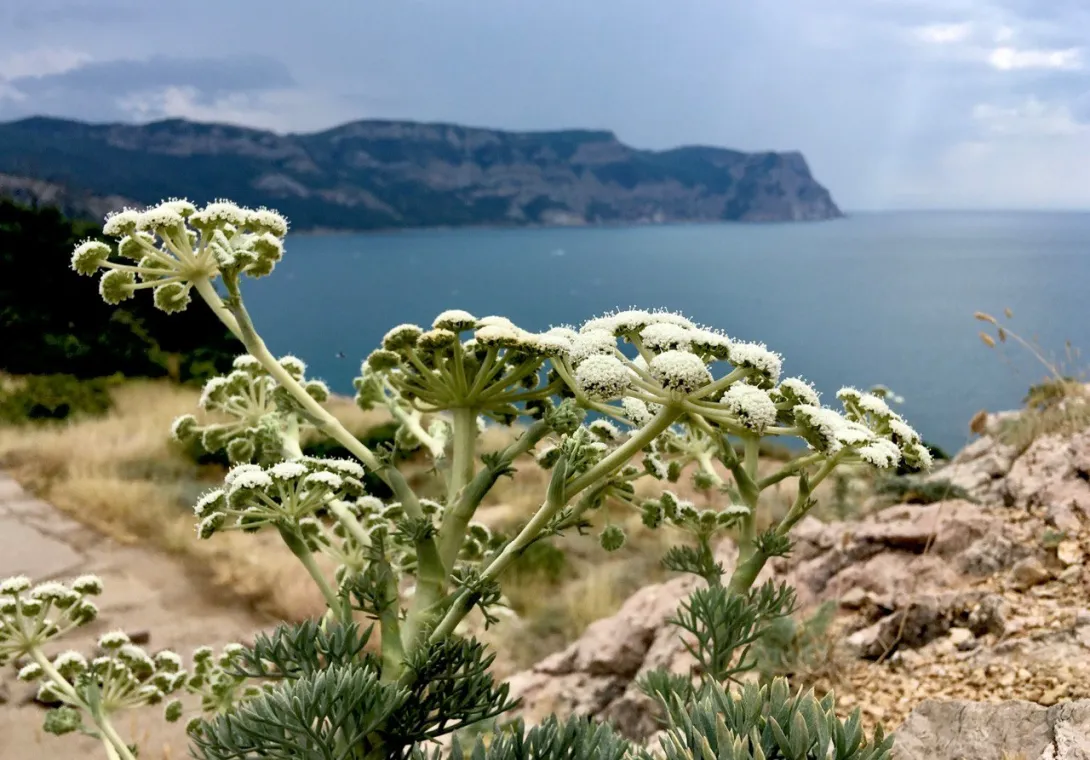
[0,116,841,230]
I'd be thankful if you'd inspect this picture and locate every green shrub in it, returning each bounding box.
[0,373,116,423]
[873,475,971,505]
[0,199,239,384]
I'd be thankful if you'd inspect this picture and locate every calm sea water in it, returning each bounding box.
[244,211,1090,455]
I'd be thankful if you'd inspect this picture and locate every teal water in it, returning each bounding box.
[243,211,1090,454]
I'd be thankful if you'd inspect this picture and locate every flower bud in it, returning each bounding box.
[165,699,185,723]
[71,240,111,275]
[728,341,783,384]
[171,415,198,442]
[649,351,712,393]
[417,328,459,351]
[640,323,693,353]
[574,355,631,400]
[138,204,186,235]
[153,282,192,313]
[720,383,778,433]
[117,235,148,260]
[383,324,424,351]
[433,309,477,332]
[226,437,256,464]
[99,269,136,304]
[278,355,307,380]
[599,525,626,551]
[367,350,401,371]
[1,576,32,595]
[71,575,103,595]
[103,208,143,237]
[304,380,330,402]
[247,207,289,236]
[17,662,43,682]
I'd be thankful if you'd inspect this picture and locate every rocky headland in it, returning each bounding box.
[0,116,841,230]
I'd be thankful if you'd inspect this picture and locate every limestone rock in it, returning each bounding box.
[893,699,1090,760]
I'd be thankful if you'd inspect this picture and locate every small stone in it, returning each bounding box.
[1057,540,1084,566]
[1047,502,1083,533]
[1009,556,1052,590]
[1059,564,1083,583]
[840,587,869,609]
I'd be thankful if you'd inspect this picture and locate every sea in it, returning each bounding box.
[243,211,1090,456]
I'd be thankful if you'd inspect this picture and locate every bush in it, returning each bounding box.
[0,199,239,383]
[0,373,116,423]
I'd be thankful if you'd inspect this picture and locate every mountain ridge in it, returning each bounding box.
[0,115,842,230]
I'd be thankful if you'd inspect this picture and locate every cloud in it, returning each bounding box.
[914,23,975,44]
[972,98,1087,136]
[0,54,298,124]
[987,46,1082,70]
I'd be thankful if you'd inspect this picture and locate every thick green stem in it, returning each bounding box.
[376,563,405,683]
[279,526,344,619]
[436,420,550,572]
[727,455,841,595]
[447,407,477,506]
[566,404,682,497]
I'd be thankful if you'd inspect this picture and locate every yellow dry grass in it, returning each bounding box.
[0,379,328,620]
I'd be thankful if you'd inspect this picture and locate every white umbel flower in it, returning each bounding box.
[568,329,617,365]
[721,383,779,432]
[888,418,921,445]
[621,397,654,427]
[856,439,902,468]
[729,341,783,383]
[649,351,712,393]
[776,378,821,407]
[857,393,895,420]
[640,323,693,353]
[433,309,477,332]
[269,461,309,480]
[574,355,632,400]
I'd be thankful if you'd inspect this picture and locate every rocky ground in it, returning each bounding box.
[503,413,1090,757]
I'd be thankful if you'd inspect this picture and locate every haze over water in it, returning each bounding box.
[245,211,1090,454]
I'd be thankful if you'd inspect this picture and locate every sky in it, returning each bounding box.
[1,0,1088,211]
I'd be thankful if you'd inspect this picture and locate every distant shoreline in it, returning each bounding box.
[291,215,849,238]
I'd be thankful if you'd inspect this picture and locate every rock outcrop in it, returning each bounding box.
[894,699,1090,760]
[504,411,1090,739]
[0,116,842,230]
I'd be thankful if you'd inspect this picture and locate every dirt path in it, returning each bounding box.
[0,473,273,760]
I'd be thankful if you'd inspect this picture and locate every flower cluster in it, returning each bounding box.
[794,387,932,469]
[180,643,270,733]
[71,199,288,311]
[172,354,330,463]
[0,575,102,665]
[194,457,367,539]
[363,310,561,421]
[19,630,188,721]
[544,309,926,474]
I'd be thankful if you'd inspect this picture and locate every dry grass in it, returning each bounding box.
[976,308,1090,451]
[0,379,328,621]
[994,387,1090,452]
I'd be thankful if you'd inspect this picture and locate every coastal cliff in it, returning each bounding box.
[0,116,841,230]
